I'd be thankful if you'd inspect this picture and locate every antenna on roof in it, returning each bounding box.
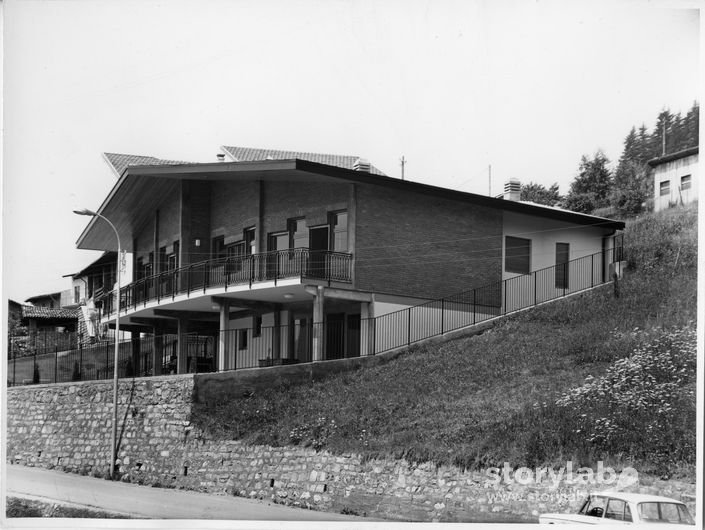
[400,156,406,180]
[488,164,492,196]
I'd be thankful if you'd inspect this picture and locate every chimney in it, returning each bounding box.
[503,179,521,201]
[353,158,371,172]
[216,153,226,162]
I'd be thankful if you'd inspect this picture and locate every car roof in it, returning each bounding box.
[592,491,686,505]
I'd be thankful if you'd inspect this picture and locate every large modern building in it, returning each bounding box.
[74,146,624,376]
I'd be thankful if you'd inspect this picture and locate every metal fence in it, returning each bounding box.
[361,247,622,355]
[8,246,623,384]
[7,333,215,386]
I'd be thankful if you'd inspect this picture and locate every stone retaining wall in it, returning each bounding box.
[6,377,696,522]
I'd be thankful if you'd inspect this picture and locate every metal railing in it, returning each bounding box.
[9,246,623,384]
[102,249,353,316]
[362,246,622,355]
[7,333,216,386]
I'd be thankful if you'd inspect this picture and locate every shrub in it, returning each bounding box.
[555,325,697,469]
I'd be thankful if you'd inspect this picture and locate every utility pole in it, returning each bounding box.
[400,156,406,180]
[488,164,492,196]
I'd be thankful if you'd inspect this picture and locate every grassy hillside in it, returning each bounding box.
[195,204,698,476]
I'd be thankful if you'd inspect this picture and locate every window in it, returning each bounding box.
[505,236,531,274]
[74,286,81,304]
[289,218,308,249]
[212,236,226,260]
[331,211,348,252]
[226,241,246,275]
[172,242,180,269]
[244,227,256,255]
[659,180,670,196]
[253,315,263,338]
[556,243,569,289]
[681,174,692,190]
[268,232,289,251]
[605,498,631,522]
[238,329,248,350]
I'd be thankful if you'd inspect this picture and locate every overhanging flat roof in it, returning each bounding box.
[647,146,699,167]
[76,159,624,251]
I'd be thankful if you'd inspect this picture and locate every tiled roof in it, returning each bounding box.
[221,146,387,176]
[21,306,80,320]
[103,153,191,177]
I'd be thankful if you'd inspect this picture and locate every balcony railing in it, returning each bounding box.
[103,249,353,316]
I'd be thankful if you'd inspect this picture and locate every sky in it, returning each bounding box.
[2,0,701,303]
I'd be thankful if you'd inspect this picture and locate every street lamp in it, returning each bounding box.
[74,208,121,479]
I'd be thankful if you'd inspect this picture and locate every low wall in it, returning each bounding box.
[6,376,696,522]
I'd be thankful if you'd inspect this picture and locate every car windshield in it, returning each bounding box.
[638,502,694,524]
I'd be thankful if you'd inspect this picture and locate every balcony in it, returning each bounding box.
[103,249,353,316]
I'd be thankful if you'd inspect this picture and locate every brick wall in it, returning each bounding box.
[132,181,181,262]
[355,184,503,299]
[6,378,696,523]
[210,180,260,244]
[181,181,212,265]
[261,180,349,236]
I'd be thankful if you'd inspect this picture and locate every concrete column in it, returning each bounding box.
[152,326,163,376]
[218,300,230,371]
[312,286,325,361]
[272,311,281,359]
[131,333,141,375]
[361,295,375,356]
[177,318,188,374]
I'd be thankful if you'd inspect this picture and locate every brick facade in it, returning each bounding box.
[355,183,503,299]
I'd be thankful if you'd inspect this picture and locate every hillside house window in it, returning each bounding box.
[659,180,670,196]
[331,211,348,252]
[680,175,692,190]
[505,236,531,274]
[555,243,570,289]
[74,286,80,304]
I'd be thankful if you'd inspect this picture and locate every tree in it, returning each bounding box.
[610,159,649,217]
[564,151,613,214]
[520,182,562,206]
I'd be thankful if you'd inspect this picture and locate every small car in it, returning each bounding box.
[539,491,695,525]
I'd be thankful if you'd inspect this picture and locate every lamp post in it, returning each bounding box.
[74,208,121,479]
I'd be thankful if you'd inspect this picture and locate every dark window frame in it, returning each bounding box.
[238,329,248,351]
[659,180,670,196]
[505,236,531,275]
[555,242,570,289]
[329,210,349,253]
[680,174,692,190]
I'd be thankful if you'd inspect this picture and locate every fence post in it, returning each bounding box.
[472,289,476,325]
[79,342,83,381]
[591,254,595,288]
[503,280,507,315]
[106,341,110,380]
[440,298,445,335]
[407,308,412,346]
[534,271,538,306]
[55,345,58,383]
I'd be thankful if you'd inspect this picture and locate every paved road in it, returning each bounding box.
[4,464,368,521]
